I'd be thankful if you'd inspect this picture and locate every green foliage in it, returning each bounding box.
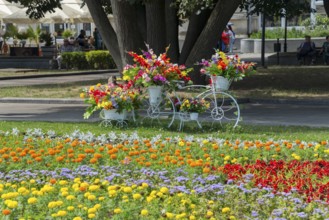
[62,29,75,39]
[26,25,41,45]
[62,52,89,70]
[240,0,312,18]
[3,24,18,39]
[85,50,117,69]
[62,51,116,70]
[39,32,53,46]
[250,14,329,39]
[250,28,305,39]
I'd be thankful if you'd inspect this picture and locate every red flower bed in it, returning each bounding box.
[221,160,329,202]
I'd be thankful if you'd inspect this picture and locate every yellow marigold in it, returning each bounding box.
[73,217,82,220]
[141,209,148,216]
[57,210,67,217]
[133,193,142,200]
[160,187,169,194]
[67,206,75,211]
[222,207,231,213]
[114,208,122,214]
[88,207,97,214]
[123,187,132,193]
[88,213,96,219]
[206,211,213,217]
[27,197,37,204]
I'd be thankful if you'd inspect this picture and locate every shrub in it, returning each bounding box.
[61,51,116,70]
[85,50,117,69]
[62,52,89,70]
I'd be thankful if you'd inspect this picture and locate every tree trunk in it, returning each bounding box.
[324,0,329,17]
[165,0,179,63]
[85,0,122,70]
[110,0,145,67]
[185,0,242,84]
[179,9,211,65]
[145,0,166,54]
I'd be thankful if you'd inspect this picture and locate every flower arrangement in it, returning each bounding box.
[122,45,192,89]
[198,50,256,81]
[80,83,141,119]
[179,98,210,113]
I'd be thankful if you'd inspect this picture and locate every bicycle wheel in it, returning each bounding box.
[136,90,176,127]
[201,91,240,127]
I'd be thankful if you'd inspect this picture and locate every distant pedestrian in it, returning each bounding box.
[319,36,329,65]
[227,25,235,53]
[56,39,74,69]
[93,28,102,50]
[0,36,3,54]
[76,29,86,47]
[297,35,316,65]
[221,27,230,53]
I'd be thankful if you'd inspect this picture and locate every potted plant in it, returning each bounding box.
[179,97,209,120]
[81,83,142,120]
[26,25,41,47]
[198,50,256,91]
[39,31,55,57]
[122,45,192,104]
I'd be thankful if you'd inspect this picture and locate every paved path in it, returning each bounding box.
[0,101,328,128]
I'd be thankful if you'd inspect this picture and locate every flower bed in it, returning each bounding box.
[0,128,329,219]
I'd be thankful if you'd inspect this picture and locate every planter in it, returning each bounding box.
[148,86,163,105]
[41,46,56,58]
[190,112,199,120]
[211,75,230,91]
[103,109,127,120]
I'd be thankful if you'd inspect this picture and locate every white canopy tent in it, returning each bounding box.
[0,0,22,26]
[3,0,92,24]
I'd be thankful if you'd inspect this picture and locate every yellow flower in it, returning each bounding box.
[73,217,82,220]
[88,213,96,218]
[142,183,149,188]
[222,207,231,213]
[229,216,236,220]
[27,197,37,204]
[88,207,97,214]
[88,194,96,201]
[89,185,100,191]
[114,208,122,214]
[206,210,213,217]
[57,210,67,217]
[160,187,169,194]
[166,212,175,219]
[59,180,68,185]
[123,187,132,193]
[178,141,185,147]
[133,193,142,200]
[67,206,75,211]
[141,209,148,216]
